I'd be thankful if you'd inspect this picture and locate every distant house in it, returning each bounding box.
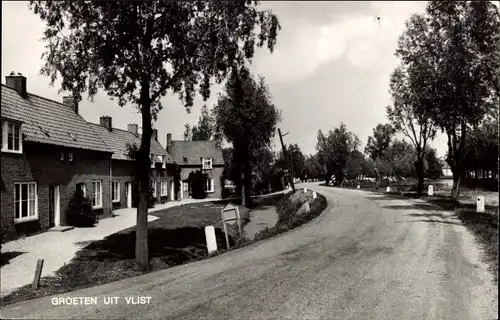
[1,73,113,241]
[88,117,177,208]
[166,134,224,199]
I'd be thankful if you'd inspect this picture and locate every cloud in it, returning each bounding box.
[2,1,450,158]
[252,1,427,83]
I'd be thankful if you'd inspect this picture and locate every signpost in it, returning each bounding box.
[221,204,242,249]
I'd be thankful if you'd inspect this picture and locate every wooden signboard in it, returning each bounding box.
[221,204,243,249]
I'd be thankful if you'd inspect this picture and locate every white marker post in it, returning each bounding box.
[386,186,391,193]
[428,185,434,196]
[476,196,485,213]
[312,191,317,199]
[357,185,360,189]
[304,188,308,193]
[221,204,242,249]
[204,226,218,254]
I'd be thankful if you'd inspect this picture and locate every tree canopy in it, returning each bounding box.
[30,0,281,269]
[183,105,215,141]
[213,66,282,205]
[396,1,499,199]
[316,123,361,185]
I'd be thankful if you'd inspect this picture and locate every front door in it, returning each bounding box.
[48,184,60,227]
[125,182,132,208]
[169,181,174,201]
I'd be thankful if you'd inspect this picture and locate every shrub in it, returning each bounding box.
[66,189,96,227]
[253,191,327,242]
[0,225,6,248]
[188,170,208,199]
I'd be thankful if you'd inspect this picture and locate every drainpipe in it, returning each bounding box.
[110,157,114,217]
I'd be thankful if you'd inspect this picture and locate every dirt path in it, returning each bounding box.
[243,205,279,240]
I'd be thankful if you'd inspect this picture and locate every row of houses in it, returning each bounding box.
[1,73,224,242]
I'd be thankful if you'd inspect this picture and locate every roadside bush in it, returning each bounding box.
[0,225,6,249]
[188,170,208,199]
[254,190,328,242]
[66,189,97,227]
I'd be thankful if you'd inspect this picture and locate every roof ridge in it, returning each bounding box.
[88,121,140,136]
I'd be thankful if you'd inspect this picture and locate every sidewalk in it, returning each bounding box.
[0,198,219,297]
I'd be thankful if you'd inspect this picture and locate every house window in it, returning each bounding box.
[77,183,86,198]
[162,155,167,169]
[112,181,120,203]
[150,154,155,168]
[183,180,189,192]
[202,158,213,170]
[205,178,215,193]
[60,151,64,161]
[152,179,157,197]
[14,182,37,222]
[2,120,22,153]
[68,151,73,162]
[92,180,102,208]
[161,179,168,196]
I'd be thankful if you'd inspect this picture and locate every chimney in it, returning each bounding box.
[63,95,79,114]
[6,72,27,98]
[166,133,172,147]
[100,116,112,131]
[152,129,158,141]
[127,123,138,135]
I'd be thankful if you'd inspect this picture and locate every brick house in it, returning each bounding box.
[89,117,176,208]
[166,134,224,199]
[1,74,113,242]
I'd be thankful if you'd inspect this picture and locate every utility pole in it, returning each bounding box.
[278,128,296,192]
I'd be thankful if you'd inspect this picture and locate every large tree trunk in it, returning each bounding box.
[450,170,463,201]
[448,121,467,202]
[243,157,252,207]
[135,91,152,271]
[415,158,425,197]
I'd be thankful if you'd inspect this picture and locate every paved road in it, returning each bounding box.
[1,183,497,319]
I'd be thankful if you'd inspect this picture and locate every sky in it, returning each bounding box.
[1,1,453,157]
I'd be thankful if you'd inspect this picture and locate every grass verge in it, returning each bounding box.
[253,190,328,242]
[0,191,309,307]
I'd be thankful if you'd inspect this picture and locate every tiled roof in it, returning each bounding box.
[168,140,224,165]
[89,123,173,162]
[1,85,112,153]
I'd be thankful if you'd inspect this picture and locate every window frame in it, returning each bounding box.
[68,151,73,162]
[112,181,120,203]
[14,181,38,223]
[92,180,103,209]
[152,179,157,198]
[202,158,213,170]
[1,120,23,154]
[150,153,155,168]
[160,179,168,196]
